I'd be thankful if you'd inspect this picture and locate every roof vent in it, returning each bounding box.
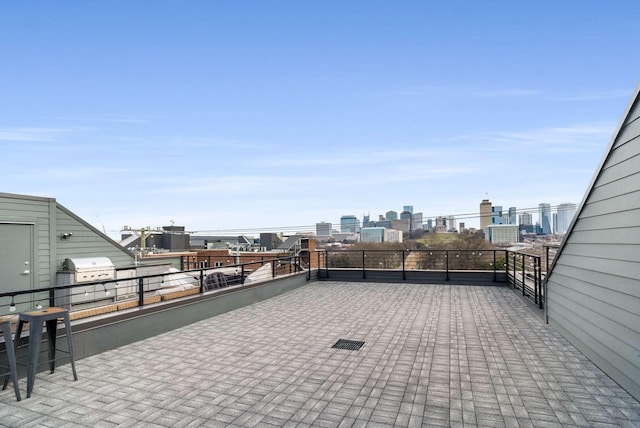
[331,339,365,351]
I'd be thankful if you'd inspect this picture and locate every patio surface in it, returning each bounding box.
[1,281,639,427]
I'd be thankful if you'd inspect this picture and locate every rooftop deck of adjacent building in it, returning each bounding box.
[1,281,639,427]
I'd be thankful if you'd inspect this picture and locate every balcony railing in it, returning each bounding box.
[0,249,544,320]
[0,255,308,319]
[320,249,544,309]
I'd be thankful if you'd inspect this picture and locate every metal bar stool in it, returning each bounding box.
[14,307,78,398]
[0,318,21,401]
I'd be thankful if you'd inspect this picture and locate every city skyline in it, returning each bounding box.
[2,2,638,238]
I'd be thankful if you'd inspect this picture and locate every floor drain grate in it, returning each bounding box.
[332,339,365,351]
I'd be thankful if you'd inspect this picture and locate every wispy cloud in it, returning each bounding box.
[0,127,71,142]
[12,166,138,181]
[453,122,614,153]
[388,84,631,103]
[163,137,278,150]
[471,89,543,98]
[550,89,632,102]
[52,114,155,124]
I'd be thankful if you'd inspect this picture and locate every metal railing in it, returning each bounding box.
[0,249,544,317]
[320,249,543,308]
[505,251,544,309]
[0,255,309,318]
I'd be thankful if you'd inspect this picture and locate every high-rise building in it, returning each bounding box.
[508,207,517,225]
[519,212,533,225]
[385,210,398,221]
[362,213,371,228]
[492,206,503,225]
[412,212,423,230]
[539,203,552,235]
[479,199,492,230]
[316,222,332,237]
[340,215,360,234]
[400,210,412,231]
[447,216,456,231]
[556,203,577,233]
[403,205,414,214]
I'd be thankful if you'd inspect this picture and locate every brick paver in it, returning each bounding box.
[1,282,639,427]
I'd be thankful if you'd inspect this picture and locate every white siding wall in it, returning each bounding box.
[546,91,640,401]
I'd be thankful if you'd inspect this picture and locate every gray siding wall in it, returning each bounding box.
[55,204,134,270]
[0,194,54,289]
[1,193,135,292]
[546,91,640,401]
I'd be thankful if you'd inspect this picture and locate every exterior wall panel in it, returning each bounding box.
[545,88,640,401]
[1,193,135,294]
[569,228,640,244]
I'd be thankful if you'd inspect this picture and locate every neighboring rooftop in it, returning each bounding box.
[2,281,639,427]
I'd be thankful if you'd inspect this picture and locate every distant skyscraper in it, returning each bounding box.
[340,215,360,233]
[385,210,398,221]
[403,205,414,214]
[426,219,433,231]
[492,206,503,225]
[539,203,552,235]
[362,213,371,227]
[556,203,577,233]
[400,210,412,230]
[412,212,423,230]
[508,207,517,225]
[316,222,332,237]
[447,215,456,231]
[480,199,492,230]
[519,212,533,225]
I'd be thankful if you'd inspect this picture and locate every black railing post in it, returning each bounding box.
[138,277,144,307]
[325,250,329,278]
[307,252,311,281]
[522,254,526,296]
[534,257,538,305]
[505,251,510,287]
[445,251,450,281]
[402,250,406,281]
[362,251,366,279]
[241,265,245,284]
[272,260,276,279]
[546,246,550,275]
[199,268,204,293]
[49,288,55,307]
[537,257,543,309]
[180,256,184,271]
[518,253,523,295]
[493,250,497,282]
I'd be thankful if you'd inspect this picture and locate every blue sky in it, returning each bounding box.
[2,1,638,237]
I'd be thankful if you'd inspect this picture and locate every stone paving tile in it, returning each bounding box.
[1,281,640,428]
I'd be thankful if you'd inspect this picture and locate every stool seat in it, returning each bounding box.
[0,318,20,401]
[14,307,78,398]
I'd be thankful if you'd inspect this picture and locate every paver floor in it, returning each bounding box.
[1,282,639,427]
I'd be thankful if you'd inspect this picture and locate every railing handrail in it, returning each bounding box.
[0,254,304,300]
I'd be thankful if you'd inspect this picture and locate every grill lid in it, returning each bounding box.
[63,257,115,272]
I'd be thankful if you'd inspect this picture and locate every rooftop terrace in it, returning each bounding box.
[1,281,638,427]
